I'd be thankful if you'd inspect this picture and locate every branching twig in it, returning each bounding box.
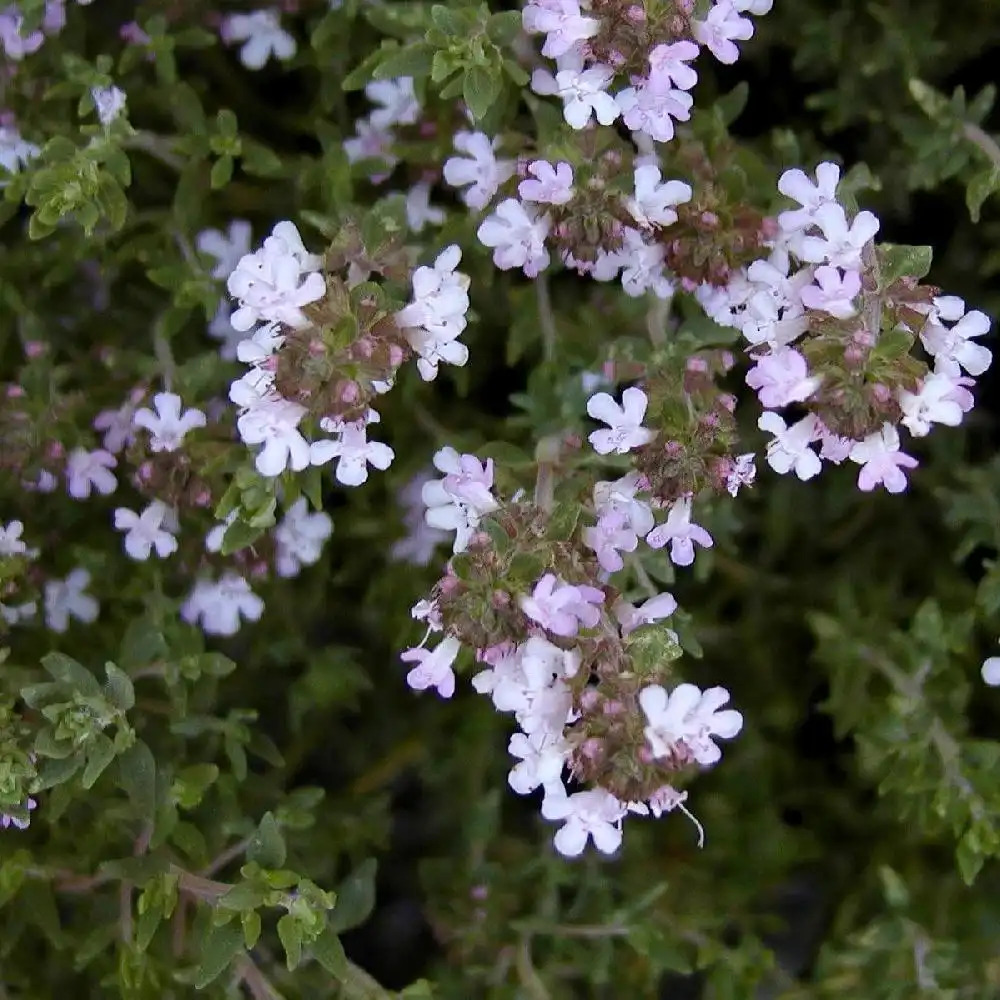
[962,122,1000,171]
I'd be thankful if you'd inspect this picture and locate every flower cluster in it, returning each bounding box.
[225,220,471,486]
[399,446,743,856]
[523,0,772,139]
[344,77,421,178]
[699,162,991,493]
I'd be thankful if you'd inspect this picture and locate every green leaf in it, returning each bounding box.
[41,652,103,697]
[210,155,234,189]
[876,243,933,288]
[99,855,171,884]
[81,733,117,789]
[118,740,157,822]
[242,910,261,950]
[312,927,348,978]
[966,166,1000,223]
[220,517,265,556]
[329,859,377,933]
[247,812,286,869]
[277,913,303,970]
[486,10,522,45]
[462,65,502,123]
[104,663,135,712]
[373,42,434,81]
[194,919,244,988]
[218,880,269,912]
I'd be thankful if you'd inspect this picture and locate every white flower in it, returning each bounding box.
[227,228,326,331]
[693,0,754,65]
[197,220,253,280]
[919,300,992,377]
[0,125,40,176]
[391,471,450,565]
[404,180,445,232]
[615,77,693,143]
[44,568,99,632]
[645,495,714,567]
[758,411,821,481]
[237,397,311,477]
[776,161,841,233]
[343,118,397,171]
[593,472,655,538]
[627,165,692,228]
[395,244,471,381]
[0,600,36,627]
[0,520,28,557]
[133,392,207,452]
[205,511,237,554]
[639,682,743,765]
[365,77,419,129]
[113,501,178,560]
[443,131,515,211]
[507,730,567,795]
[726,452,757,497]
[614,592,678,636]
[586,387,655,455]
[982,656,1000,687]
[401,635,461,698]
[91,85,126,125]
[421,447,498,554]
[618,228,674,298]
[518,160,575,206]
[181,572,264,636]
[477,198,551,277]
[522,0,599,59]
[221,10,296,69]
[848,423,918,494]
[541,788,626,857]
[310,415,395,486]
[65,447,118,499]
[273,498,333,577]
[531,51,619,130]
[899,368,974,437]
[798,203,880,270]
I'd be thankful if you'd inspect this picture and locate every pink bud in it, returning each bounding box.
[491,589,510,608]
[664,440,684,458]
[418,121,437,138]
[308,338,326,356]
[6,386,25,398]
[638,745,655,764]
[602,360,616,380]
[24,341,46,358]
[438,572,460,595]
[718,393,737,413]
[844,345,866,367]
[193,488,212,507]
[700,211,719,228]
[720,351,735,371]
[871,383,891,403]
[338,381,361,404]
[686,357,709,374]
[602,699,624,716]
[354,336,375,359]
[470,885,488,901]
[760,216,780,240]
[626,5,646,22]
[46,441,64,460]
[138,461,154,483]
[580,737,604,760]
[388,344,405,366]
[680,276,699,293]
[579,688,602,712]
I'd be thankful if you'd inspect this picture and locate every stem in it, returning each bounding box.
[120,822,154,944]
[122,131,185,171]
[962,122,1000,170]
[201,836,253,878]
[861,240,883,340]
[236,955,286,1000]
[535,274,557,363]
[512,921,630,939]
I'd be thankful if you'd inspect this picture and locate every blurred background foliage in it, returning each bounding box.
[1,0,1000,998]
